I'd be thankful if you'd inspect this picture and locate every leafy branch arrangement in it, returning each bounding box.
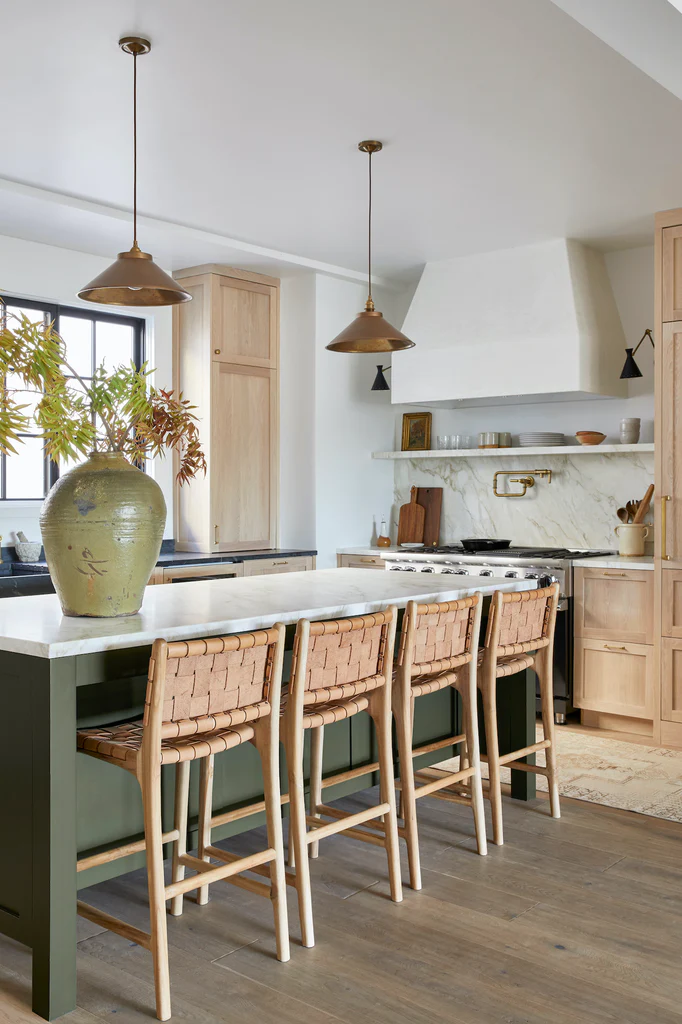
[0,304,206,484]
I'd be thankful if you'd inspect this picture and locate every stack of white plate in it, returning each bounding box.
[518,432,565,447]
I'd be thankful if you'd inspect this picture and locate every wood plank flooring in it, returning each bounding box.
[2,787,682,1023]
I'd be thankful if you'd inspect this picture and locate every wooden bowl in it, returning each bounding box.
[575,431,606,446]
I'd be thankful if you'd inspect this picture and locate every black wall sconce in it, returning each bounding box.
[620,329,654,379]
[371,364,391,391]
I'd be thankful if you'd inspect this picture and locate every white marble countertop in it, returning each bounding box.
[0,568,535,659]
[337,547,401,557]
[571,555,654,571]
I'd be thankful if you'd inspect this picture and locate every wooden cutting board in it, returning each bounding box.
[416,486,443,547]
[397,486,426,545]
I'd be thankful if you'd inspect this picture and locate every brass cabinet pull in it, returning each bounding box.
[272,561,288,566]
[604,645,628,651]
[214,524,219,545]
[662,495,669,558]
[603,572,627,577]
[214,349,221,355]
[360,557,376,563]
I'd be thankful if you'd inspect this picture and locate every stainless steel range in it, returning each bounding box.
[383,545,615,722]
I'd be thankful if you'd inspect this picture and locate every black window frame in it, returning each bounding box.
[0,295,145,502]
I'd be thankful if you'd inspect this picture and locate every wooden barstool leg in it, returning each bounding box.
[371,689,403,904]
[460,669,487,856]
[481,674,504,846]
[169,760,190,917]
[197,754,215,906]
[537,648,561,819]
[394,692,420,890]
[254,723,291,963]
[309,726,324,859]
[284,727,315,947]
[140,766,171,1021]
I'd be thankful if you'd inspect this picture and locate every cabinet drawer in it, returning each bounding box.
[337,554,385,569]
[243,556,313,576]
[574,567,653,644]
[574,639,653,719]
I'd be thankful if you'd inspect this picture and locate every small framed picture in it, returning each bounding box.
[401,411,432,452]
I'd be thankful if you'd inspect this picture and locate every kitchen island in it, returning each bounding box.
[0,568,535,1019]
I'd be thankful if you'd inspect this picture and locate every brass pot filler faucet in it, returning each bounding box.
[492,469,552,498]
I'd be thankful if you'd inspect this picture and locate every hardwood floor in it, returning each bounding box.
[3,787,682,1023]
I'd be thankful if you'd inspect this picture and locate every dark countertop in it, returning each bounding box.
[0,547,317,597]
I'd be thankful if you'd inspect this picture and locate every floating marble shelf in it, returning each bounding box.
[372,443,655,460]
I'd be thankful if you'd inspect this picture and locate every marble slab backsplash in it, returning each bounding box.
[392,450,655,550]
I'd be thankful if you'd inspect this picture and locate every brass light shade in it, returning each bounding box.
[79,244,191,306]
[327,141,414,353]
[78,37,191,308]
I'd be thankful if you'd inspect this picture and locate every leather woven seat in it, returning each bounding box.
[77,718,257,767]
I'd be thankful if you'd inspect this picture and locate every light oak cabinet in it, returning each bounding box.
[658,323,682,566]
[574,568,653,645]
[662,225,682,322]
[173,265,279,553]
[243,556,315,576]
[573,567,654,725]
[661,638,682,725]
[574,640,654,720]
[337,553,386,569]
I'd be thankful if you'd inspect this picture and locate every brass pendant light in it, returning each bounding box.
[78,37,191,307]
[326,141,414,353]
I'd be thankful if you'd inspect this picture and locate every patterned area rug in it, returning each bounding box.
[439,727,682,823]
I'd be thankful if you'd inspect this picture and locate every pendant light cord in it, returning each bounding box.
[366,148,374,310]
[133,50,138,248]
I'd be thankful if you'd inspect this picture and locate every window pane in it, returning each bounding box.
[5,436,45,499]
[5,372,40,421]
[59,316,92,377]
[4,305,46,328]
[96,320,134,371]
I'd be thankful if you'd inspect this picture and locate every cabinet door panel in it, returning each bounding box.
[661,638,682,723]
[574,568,653,644]
[212,362,276,550]
[213,277,277,367]
[337,554,385,569]
[660,323,682,565]
[574,639,653,719]
[243,557,312,576]
[662,569,682,637]
[662,227,682,322]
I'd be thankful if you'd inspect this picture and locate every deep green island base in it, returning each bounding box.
[0,635,536,1021]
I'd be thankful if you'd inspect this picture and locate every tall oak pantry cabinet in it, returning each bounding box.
[173,265,279,552]
[655,210,682,747]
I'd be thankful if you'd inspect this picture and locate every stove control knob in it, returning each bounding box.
[421,566,435,573]
[524,572,539,580]
[454,569,468,575]
[504,571,518,578]
[479,569,493,576]
[441,568,455,574]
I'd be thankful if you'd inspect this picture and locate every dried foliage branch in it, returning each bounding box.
[0,302,205,483]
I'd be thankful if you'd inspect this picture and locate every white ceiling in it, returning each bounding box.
[2,0,682,280]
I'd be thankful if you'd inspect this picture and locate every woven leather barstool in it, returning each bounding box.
[286,608,403,947]
[76,626,289,1021]
[479,583,561,845]
[392,594,487,891]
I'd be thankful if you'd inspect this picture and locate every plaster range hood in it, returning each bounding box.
[391,238,627,408]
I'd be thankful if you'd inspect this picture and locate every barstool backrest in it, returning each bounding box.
[144,627,286,742]
[484,584,560,659]
[291,609,397,708]
[399,594,480,678]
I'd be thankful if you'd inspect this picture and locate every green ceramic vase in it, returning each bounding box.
[40,451,166,617]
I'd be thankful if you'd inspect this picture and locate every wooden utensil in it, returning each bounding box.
[626,501,638,522]
[617,508,629,524]
[416,486,443,547]
[397,486,426,545]
[633,484,654,524]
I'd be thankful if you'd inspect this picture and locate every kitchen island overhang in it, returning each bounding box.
[0,568,536,1020]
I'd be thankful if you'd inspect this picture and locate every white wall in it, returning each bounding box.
[0,234,174,545]
[279,273,316,549]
